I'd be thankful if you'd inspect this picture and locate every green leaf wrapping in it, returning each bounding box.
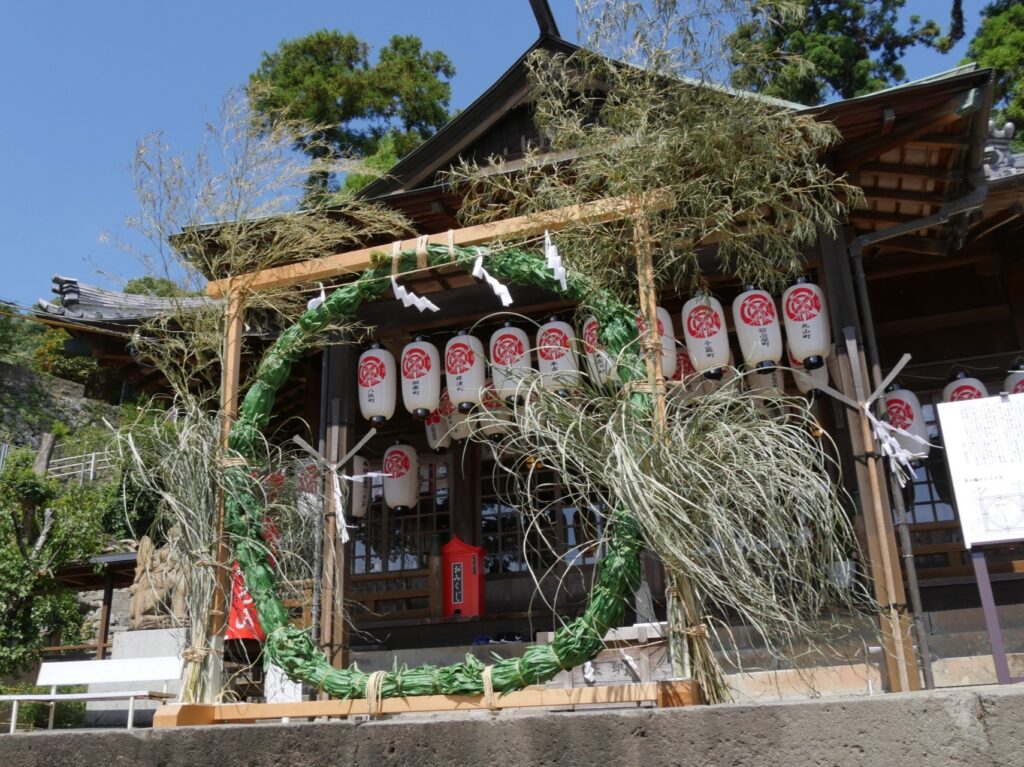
[225,245,647,697]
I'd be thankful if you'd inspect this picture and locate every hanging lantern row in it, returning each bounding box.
[356,277,833,426]
[942,371,989,403]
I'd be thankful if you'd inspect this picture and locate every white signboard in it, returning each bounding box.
[937,392,1024,548]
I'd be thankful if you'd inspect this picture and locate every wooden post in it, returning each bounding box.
[95,568,115,659]
[836,332,920,692]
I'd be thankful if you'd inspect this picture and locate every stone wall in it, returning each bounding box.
[0,685,1020,766]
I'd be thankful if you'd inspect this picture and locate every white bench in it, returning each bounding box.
[1,656,182,732]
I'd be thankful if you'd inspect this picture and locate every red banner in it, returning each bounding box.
[225,561,265,641]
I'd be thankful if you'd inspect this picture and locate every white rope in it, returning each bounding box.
[365,670,387,717]
[481,665,498,711]
[306,282,326,311]
[447,229,456,261]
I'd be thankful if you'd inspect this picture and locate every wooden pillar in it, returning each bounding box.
[94,568,116,659]
[818,230,919,692]
[318,342,354,670]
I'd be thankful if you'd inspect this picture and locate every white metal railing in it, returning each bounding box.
[47,449,114,483]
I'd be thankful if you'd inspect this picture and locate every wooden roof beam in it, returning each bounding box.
[207,191,672,298]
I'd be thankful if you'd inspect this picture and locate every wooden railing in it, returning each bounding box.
[349,555,442,624]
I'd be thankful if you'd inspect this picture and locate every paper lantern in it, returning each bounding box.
[1004,361,1024,395]
[788,347,828,395]
[681,295,730,379]
[581,315,617,386]
[446,331,486,413]
[536,317,580,395]
[669,347,700,401]
[424,407,451,453]
[733,286,782,371]
[382,443,419,512]
[349,455,371,518]
[782,278,830,370]
[942,372,989,402]
[747,368,784,397]
[400,337,441,419]
[357,343,396,425]
[477,380,511,438]
[489,323,532,402]
[883,385,930,461]
[636,306,677,379]
[440,388,471,441]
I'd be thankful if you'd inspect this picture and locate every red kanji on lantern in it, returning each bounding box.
[446,342,475,374]
[538,327,570,360]
[886,398,915,430]
[784,287,822,322]
[402,347,432,379]
[686,305,721,339]
[739,293,776,327]
[384,449,411,478]
[491,332,525,365]
[358,355,386,387]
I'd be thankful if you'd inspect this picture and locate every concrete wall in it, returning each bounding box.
[2,685,1021,767]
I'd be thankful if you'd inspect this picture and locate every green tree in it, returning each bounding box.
[965,1,1024,127]
[32,328,99,386]
[0,449,107,673]
[123,275,187,298]
[729,1,962,105]
[249,30,455,196]
[0,303,44,364]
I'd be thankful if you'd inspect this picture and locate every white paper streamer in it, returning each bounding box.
[544,230,567,291]
[472,253,514,307]
[390,275,440,313]
[306,283,326,311]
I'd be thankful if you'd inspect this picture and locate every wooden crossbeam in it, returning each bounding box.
[153,680,699,728]
[206,191,673,298]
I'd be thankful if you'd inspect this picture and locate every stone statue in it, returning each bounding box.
[129,533,189,629]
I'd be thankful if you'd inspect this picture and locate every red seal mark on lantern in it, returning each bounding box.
[402,347,432,380]
[492,333,525,366]
[425,409,442,426]
[482,385,503,410]
[582,319,600,354]
[384,449,411,478]
[686,306,721,339]
[740,294,776,327]
[439,390,455,417]
[446,342,475,375]
[673,350,695,381]
[785,287,822,322]
[1014,380,1024,394]
[951,385,983,401]
[538,327,570,361]
[886,398,914,430]
[358,355,386,387]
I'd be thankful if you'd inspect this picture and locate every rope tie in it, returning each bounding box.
[390,241,402,277]
[447,230,456,261]
[416,235,429,270]
[365,670,387,717]
[549,645,572,672]
[513,657,531,688]
[181,646,211,663]
[221,456,249,467]
[481,665,498,711]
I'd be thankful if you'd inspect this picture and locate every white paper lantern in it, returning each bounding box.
[747,368,785,397]
[681,295,730,379]
[733,286,782,371]
[788,347,828,395]
[942,373,989,402]
[489,323,532,402]
[477,380,511,438]
[357,343,397,425]
[382,443,419,511]
[782,278,831,370]
[446,332,486,413]
[669,348,700,401]
[400,337,440,419]
[636,306,677,379]
[424,407,451,452]
[536,317,580,394]
[440,388,471,441]
[581,315,617,386]
[1004,362,1024,395]
[883,386,930,460]
[349,455,371,518]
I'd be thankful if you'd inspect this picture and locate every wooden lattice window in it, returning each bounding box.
[350,454,450,574]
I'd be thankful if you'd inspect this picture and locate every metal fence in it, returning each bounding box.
[47,449,114,483]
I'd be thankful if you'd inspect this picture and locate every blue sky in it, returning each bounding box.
[0,1,986,310]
